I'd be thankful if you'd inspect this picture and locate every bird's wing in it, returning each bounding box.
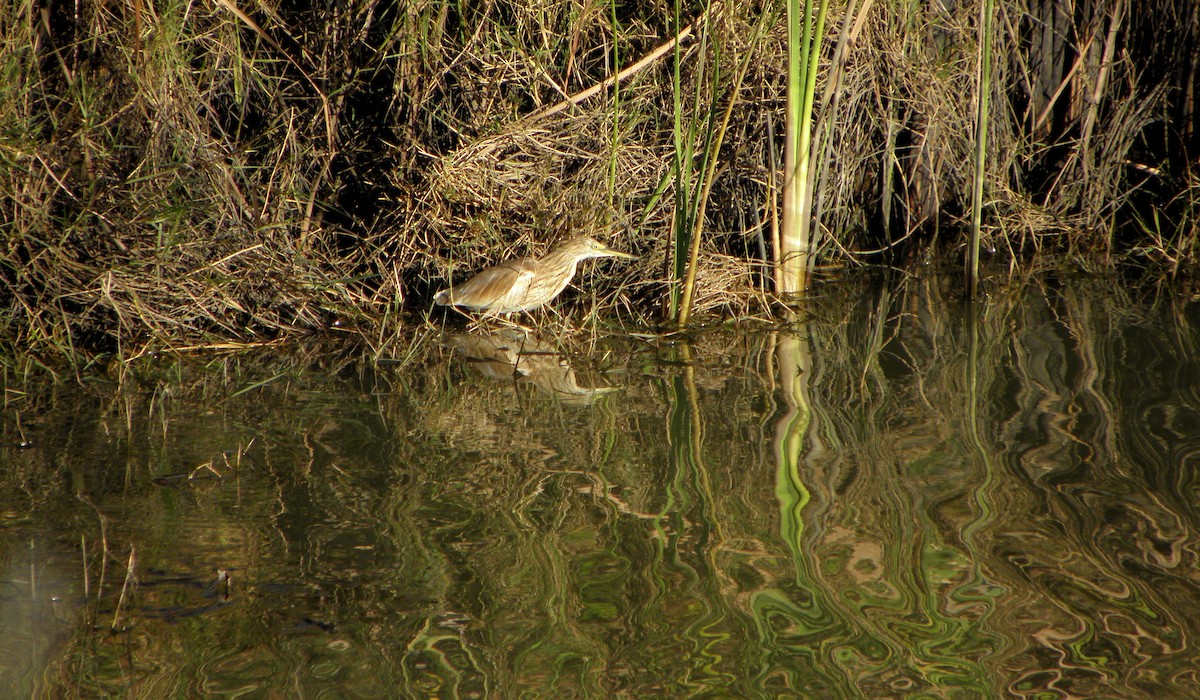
[502,261,538,306]
[444,259,536,310]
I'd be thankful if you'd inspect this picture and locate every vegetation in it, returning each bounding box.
[779,0,829,295]
[4,276,1200,695]
[2,0,1197,366]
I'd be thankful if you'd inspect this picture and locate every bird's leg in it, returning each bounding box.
[465,316,490,334]
[541,305,574,348]
[512,328,531,377]
[490,313,535,335]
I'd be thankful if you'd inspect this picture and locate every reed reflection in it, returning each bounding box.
[5,278,1200,697]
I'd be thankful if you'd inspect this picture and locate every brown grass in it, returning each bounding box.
[1,0,1197,372]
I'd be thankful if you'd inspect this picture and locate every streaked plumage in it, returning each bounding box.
[434,237,635,315]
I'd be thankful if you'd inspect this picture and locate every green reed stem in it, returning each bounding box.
[779,0,829,295]
[678,10,770,327]
[968,0,994,298]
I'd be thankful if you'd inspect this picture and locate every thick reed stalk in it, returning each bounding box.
[779,0,829,295]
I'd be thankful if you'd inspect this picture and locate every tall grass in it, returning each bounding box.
[676,9,769,326]
[1,0,1199,369]
[968,0,995,296]
[665,0,708,321]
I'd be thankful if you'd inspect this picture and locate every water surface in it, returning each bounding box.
[3,275,1200,697]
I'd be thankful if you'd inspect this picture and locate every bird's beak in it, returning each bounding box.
[600,246,637,260]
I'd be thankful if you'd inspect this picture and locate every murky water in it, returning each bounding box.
[3,275,1200,698]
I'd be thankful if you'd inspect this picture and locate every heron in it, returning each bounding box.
[434,237,636,316]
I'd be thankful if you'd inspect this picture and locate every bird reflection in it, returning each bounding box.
[441,329,618,405]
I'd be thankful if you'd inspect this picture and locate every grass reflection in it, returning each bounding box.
[2,276,1200,696]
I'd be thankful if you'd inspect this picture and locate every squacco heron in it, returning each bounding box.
[434,237,636,315]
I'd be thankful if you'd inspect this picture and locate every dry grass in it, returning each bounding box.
[1,0,1197,373]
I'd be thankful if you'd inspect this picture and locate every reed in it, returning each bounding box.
[968,0,995,296]
[663,1,711,321]
[676,8,770,326]
[1,0,1198,371]
[778,0,829,295]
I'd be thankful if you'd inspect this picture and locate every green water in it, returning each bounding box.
[3,276,1200,698]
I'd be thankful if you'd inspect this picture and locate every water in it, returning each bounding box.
[3,275,1200,698]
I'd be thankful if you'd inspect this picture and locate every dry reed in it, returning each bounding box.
[1,0,1196,371]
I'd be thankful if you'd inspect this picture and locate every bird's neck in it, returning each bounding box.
[541,252,584,293]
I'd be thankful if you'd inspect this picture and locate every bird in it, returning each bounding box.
[434,236,636,315]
